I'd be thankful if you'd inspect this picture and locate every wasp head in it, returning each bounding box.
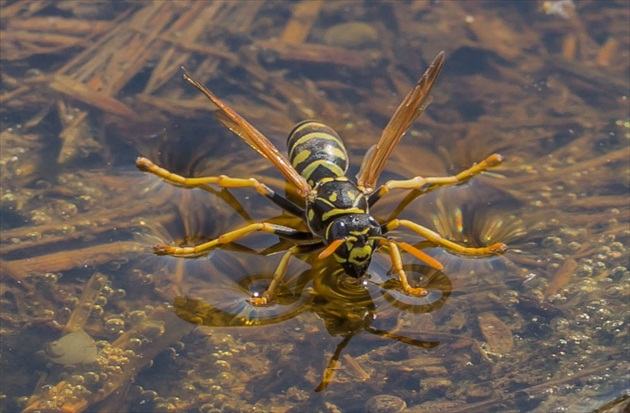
[324,214,382,277]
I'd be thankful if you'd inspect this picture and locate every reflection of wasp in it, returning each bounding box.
[137,51,506,305]
[173,261,453,391]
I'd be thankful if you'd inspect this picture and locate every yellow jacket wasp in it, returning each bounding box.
[136,51,506,305]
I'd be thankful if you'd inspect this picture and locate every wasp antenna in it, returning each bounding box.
[397,241,444,271]
[318,238,346,259]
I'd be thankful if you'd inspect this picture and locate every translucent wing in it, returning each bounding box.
[357,51,445,193]
[182,69,312,198]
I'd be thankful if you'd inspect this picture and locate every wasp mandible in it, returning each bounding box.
[136,51,507,305]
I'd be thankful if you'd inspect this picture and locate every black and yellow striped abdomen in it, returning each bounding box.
[287,121,349,187]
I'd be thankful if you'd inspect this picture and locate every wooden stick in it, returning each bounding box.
[2,241,145,278]
[281,0,323,45]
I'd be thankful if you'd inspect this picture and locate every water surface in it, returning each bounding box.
[1,1,628,412]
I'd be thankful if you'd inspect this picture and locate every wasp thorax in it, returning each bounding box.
[325,214,382,277]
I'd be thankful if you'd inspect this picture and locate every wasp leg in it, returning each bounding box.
[136,157,304,216]
[382,240,428,296]
[251,241,323,306]
[154,222,313,256]
[250,245,298,306]
[368,153,503,206]
[383,219,507,255]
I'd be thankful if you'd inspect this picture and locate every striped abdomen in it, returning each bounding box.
[287,121,349,187]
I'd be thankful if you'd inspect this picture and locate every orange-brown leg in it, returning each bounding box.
[249,245,299,306]
[369,154,503,205]
[382,240,428,297]
[154,222,312,256]
[136,157,304,216]
[384,219,507,256]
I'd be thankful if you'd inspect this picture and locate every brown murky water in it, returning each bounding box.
[1,1,628,412]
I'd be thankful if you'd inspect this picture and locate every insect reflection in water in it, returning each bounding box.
[173,251,452,391]
[136,51,506,309]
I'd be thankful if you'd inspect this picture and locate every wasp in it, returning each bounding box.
[136,51,507,305]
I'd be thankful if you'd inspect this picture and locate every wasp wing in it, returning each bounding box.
[356,51,445,193]
[182,69,312,198]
